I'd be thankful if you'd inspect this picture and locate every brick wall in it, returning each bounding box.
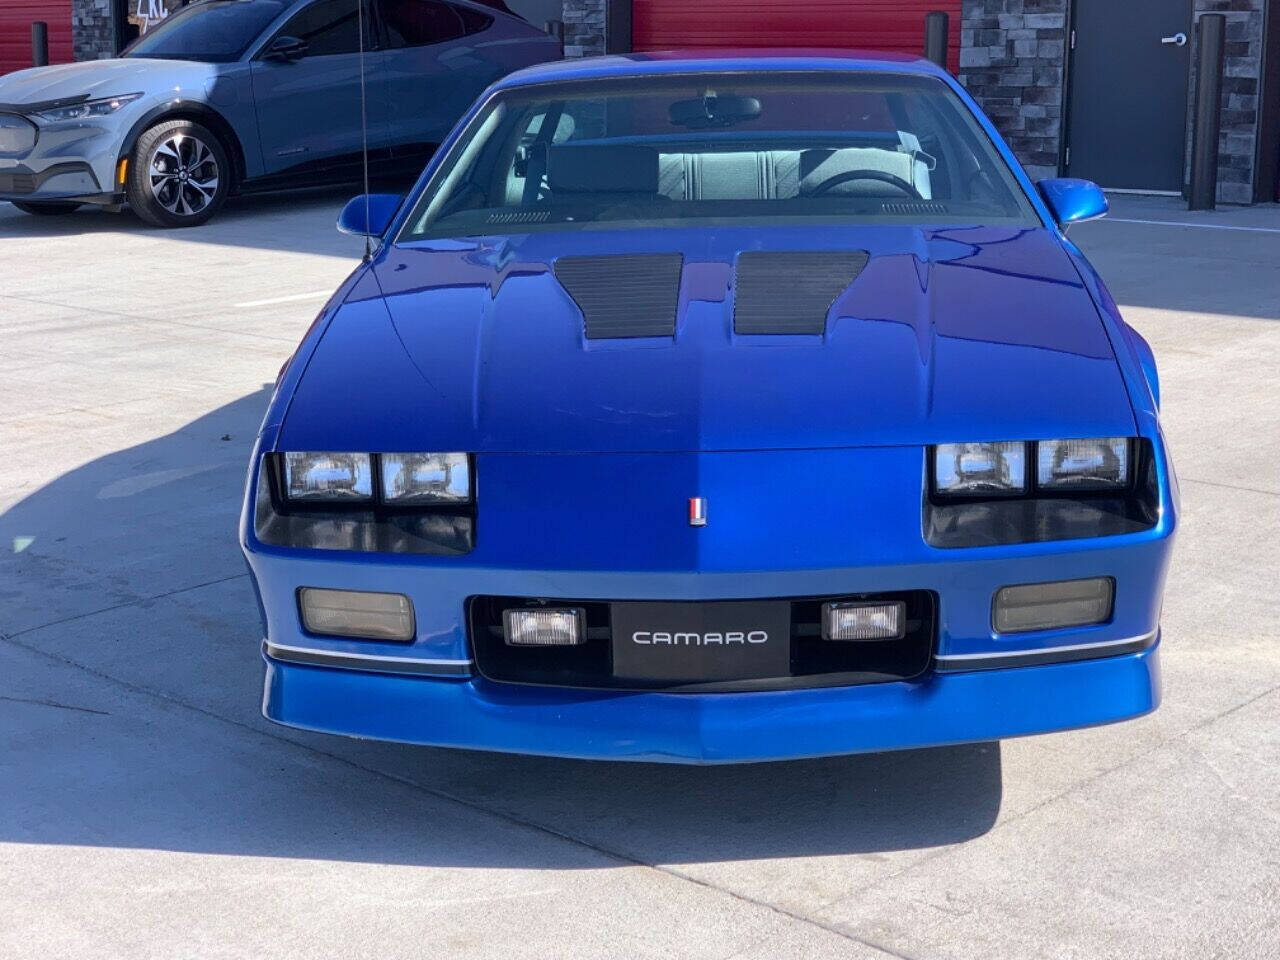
[957,0,1067,181]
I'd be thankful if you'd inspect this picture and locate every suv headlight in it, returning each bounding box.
[1037,438,1130,490]
[35,92,143,122]
[933,442,1026,497]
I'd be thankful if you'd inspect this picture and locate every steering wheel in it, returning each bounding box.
[808,168,922,199]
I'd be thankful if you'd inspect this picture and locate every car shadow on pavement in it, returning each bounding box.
[1,388,1003,869]
[0,182,411,259]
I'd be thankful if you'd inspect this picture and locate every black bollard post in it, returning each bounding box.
[924,11,949,71]
[32,21,49,68]
[1189,14,1225,210]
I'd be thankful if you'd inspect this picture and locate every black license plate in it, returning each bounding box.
[610,601,791,683]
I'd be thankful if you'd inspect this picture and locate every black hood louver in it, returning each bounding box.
[555,253,684,339]
[733,251,870,335]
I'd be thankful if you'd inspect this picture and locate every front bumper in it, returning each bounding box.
[262,639,1161,763]
[0,112,129,203]
[244,440,1176,762]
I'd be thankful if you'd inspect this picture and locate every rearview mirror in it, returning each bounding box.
[669,94,762,129]
[337,194,403,237]
[1037,178,1108,228]
[263,35,308,62]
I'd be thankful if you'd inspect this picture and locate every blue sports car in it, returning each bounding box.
[241,51,1178,763]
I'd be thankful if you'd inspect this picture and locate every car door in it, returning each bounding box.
[375,0,505,152]
[249,0,387,178]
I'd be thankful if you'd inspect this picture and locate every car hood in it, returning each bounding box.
[279,224,1137,454]
[0,58,216,107]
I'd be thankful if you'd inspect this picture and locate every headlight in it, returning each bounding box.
[381,452,471,504]
[35,93,143,122]
[934,441,1026,497]
[284,452,373,502]
[1037,438,1130,490]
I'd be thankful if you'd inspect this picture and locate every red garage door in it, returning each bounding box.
[633,0,961,73]
[1,0,74,74]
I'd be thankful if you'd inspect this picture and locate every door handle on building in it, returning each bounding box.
[1161,32,1188,46]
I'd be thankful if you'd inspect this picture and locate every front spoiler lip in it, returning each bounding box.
[263,641,474,676]
[263,628,1159,680]
[261,640,1162,763]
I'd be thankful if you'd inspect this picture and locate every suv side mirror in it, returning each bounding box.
[263,35,308,62]
[1037,178,1108,228]
[337,194,404,237]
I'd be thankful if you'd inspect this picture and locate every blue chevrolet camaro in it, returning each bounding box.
[240,52,1178,763]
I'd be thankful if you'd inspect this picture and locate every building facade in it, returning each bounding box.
[568,0,1280,204]
[11,0,1279,203]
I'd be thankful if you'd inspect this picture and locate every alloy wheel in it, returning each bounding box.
[148,133,221,218]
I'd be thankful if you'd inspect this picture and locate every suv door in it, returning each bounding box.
[376,0,502,153]
[249,0,387,177]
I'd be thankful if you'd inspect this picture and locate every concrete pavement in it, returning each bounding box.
[1,193,1277,959]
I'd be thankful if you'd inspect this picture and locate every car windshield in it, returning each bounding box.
[401,72,1040,241]
[124,0,289,62]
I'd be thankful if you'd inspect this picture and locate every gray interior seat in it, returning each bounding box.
[657,146,930,201]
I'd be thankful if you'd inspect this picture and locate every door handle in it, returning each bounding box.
[1161,32,1188,46]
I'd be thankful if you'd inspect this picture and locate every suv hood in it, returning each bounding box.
[0,58,215,107]
[279,224,1137,454]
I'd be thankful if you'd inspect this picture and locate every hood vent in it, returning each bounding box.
[555,253,684,339]
[733,251,870,335]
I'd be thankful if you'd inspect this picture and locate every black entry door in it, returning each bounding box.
[1066,0,1192,192]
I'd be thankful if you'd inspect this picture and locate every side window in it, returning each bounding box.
[276,0,363,56]
[380,0,487,48]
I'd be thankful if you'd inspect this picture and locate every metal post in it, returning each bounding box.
[544,19,564,55]
[924,11,949,71]
[32,21,49,68]
[1189,13,1226,210]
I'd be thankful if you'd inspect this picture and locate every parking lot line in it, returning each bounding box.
[1105,217,1280,234]
[234,290,333,309]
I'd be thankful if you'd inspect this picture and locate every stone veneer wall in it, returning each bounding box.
[563,0,607,57]
[72,0,116,61]
[957,0,1067,181]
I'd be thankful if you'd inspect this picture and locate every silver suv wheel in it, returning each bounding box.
[148,133,221,217]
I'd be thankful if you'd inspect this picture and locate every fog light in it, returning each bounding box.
[298,587,414,642]
[993,578,1113,634]
[503,608,586,646]
[823,601,905,641]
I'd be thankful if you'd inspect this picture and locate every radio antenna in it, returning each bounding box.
[356,0,372,263]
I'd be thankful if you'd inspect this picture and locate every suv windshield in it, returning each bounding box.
[125,0,289,62]
[401,72,1039,241]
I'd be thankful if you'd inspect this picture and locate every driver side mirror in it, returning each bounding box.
[337,194,404,237]
[1037,178,1108,228]
[263,35,308,62]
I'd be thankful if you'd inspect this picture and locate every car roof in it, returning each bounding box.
[493,49,948,92]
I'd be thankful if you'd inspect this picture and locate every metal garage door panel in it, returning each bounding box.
[633,0,961,72]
